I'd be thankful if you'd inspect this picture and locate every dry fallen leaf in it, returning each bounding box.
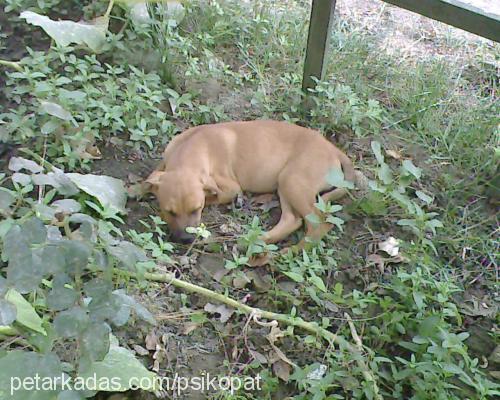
[251,193,279,211]
[204,303,234,323]
[249,349,268,365]
[273,359,291,382]
[246,270,272,292]
[252,193,275,204]
[248,253,273,267]
[378,236,400,256]
[132,344,149,356]
[180,322,200,335]
[266,325,298,369]
[366,253,385,273]
[145,331,159,351]
[386,149,402,160]
[233,274,251,289]
[128,173,143,183]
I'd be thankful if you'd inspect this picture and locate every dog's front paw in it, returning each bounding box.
[248,253,273,267]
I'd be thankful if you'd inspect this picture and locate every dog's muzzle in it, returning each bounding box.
[171,230,196,244]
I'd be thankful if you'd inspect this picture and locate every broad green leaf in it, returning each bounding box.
[40,101,73,121]
[78,334,158,392]
[359,192,387,216]
[54,306,89,338]
[0,189,15,212]
[113,290,156,325]
[426,219,444,234]
[58,89,87,102]
[442,363,465,375]
[0,299,17,326]
[390,190,415,214]
[283,271,304,283]
[47,276,78,311]
[416,190,433,204]
[0,276,6,296]
[4,225,43,293]
[397,219,417,227]
[32,172,79,196]
[66,173,127,213]
[378,163,393,185]
[8,156,43,173]
[326,216,344,230]
[325,168,355,189]
[21,217,47,245]
[0,218,14,239]
[5,288,46,334]
[20,11,108,52]
[83,277,113,298]
[61,240,90,274]
[413,291,426,309]
[7,253,41,293]
[11,172,31,186]
[51,199,82,214]
[308,274,327,293]
[58,390,86,400]
[3,225,29,261]
[306,213,321,225]
[402,159,422,179]
[0,351,64,400]
[40,245,67,275]
[371,141,384,164]
[418,315,441,338]
[108,241,148,269]
[80,322,111,362]
[109,294,132,327]
[368,180,386,193]
[41,120,61,135]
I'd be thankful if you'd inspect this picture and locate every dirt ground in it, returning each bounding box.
[1,1,497,398]
[338,0,498,61]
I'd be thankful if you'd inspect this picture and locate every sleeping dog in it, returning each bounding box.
[146,120,355,247]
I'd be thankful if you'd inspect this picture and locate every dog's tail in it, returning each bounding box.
[321,152,356,203]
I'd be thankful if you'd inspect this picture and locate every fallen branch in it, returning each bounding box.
[0,326,18,336]
[0,59,22,72]
[116,268,383,399]
[345,312,382,400]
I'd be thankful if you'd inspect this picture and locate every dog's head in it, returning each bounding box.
[145,170,219,244]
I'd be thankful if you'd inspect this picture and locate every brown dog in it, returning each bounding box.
[146,120,355,245]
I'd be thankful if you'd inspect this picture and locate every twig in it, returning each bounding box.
[38,137,48,203]
[345,312,383,400]
[18,147,57,172]
[115,268,383,398]
[105,0,115,19]
[0,59,22,72]
[0,326,18,336]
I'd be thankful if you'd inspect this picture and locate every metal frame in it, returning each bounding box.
[302,0,500,92]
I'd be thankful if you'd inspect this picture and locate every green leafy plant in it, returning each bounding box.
[0,161,160,397]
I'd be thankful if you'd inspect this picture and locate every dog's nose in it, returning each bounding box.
[171,231,195,244]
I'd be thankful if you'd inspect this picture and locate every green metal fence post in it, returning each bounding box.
[302,0,337,93]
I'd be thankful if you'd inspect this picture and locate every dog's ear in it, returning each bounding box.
[203,176,221,198]
[144,170,164,193]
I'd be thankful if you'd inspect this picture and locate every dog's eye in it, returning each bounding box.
[167,210,177,217]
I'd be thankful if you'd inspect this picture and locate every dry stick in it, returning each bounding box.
[345,312,382,400]
[116,268,383,399]
[104,0,115,19]
[0,59,22,71]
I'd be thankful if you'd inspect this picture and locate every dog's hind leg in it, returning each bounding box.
[279,176,334,250]
[261,190,302,244]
